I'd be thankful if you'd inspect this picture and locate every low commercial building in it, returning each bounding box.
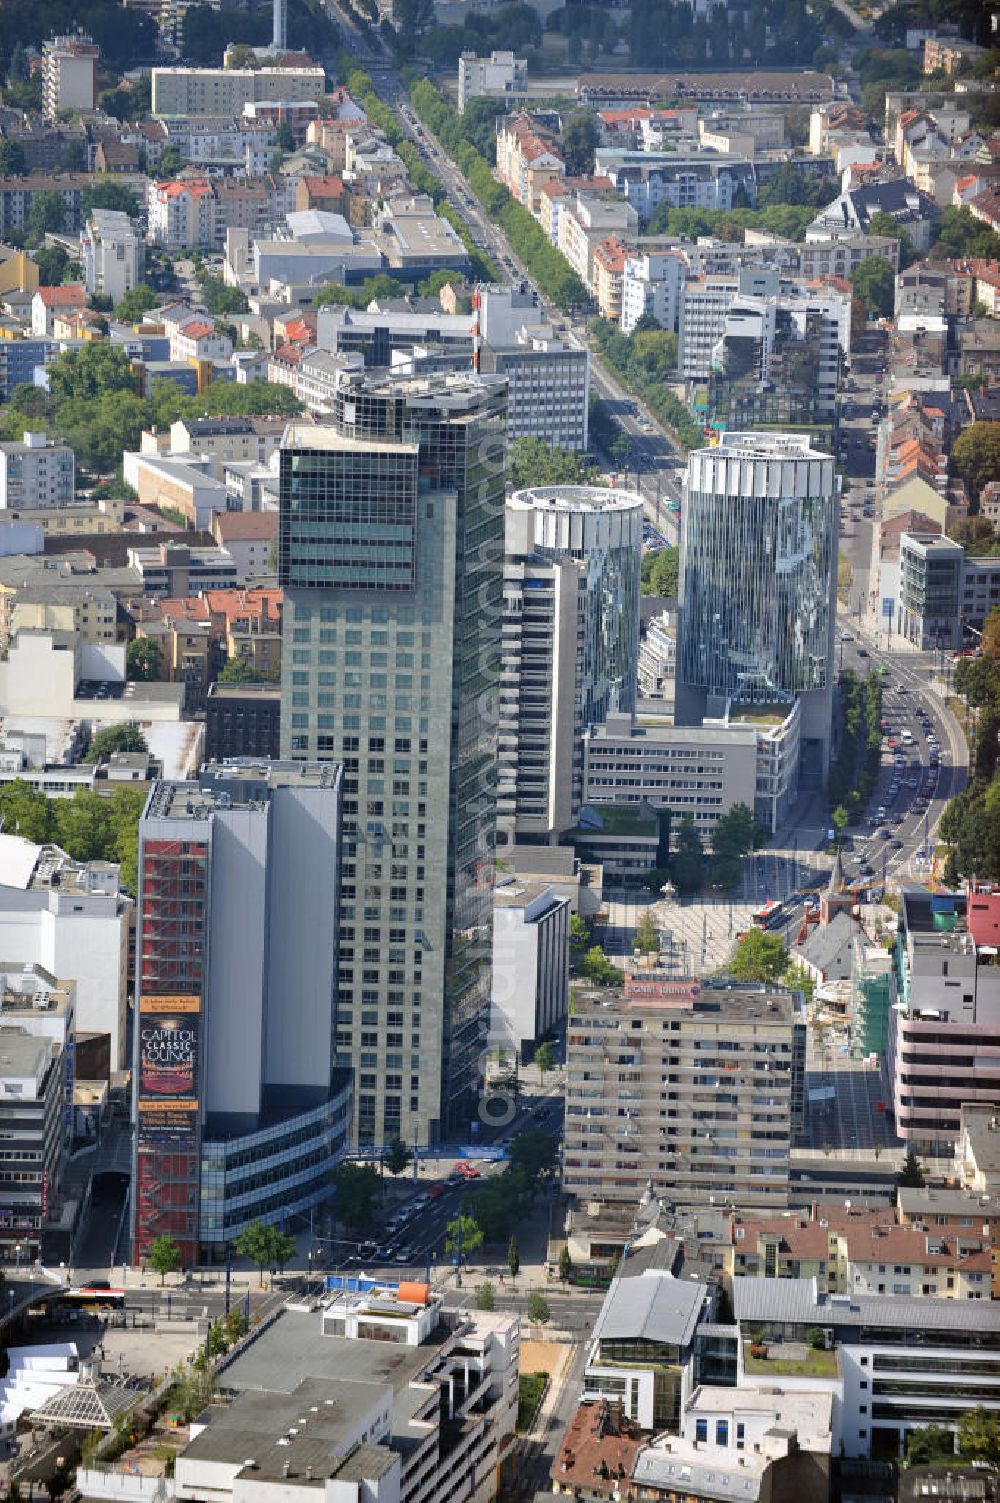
[122,451,229,529]
[733,1274,1000,1459]
[0,431,74,510]
[564,983,806,1207]
[127,541,239,595]
[491,878,569,1059]
[582,708,756,848]
[80,1294,519,1503]
[895,531,964,648]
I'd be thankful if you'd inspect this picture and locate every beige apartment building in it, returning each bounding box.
[564,981,806,1208]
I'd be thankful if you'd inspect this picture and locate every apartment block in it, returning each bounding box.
[42,35,98,120]
[133,761,350,1266]
[0,431,74,510]
[151,63,326,119]
[621,250,685,334]
[496,113,565,211]
[79,209,143,307]
[890,884,1000,1157]
[457,49,527,113]
[564,983,806,1207]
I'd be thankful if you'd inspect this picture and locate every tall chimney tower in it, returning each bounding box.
[272,0,287,52]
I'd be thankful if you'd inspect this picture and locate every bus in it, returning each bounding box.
[50,1287,126,1313]
[751,900,785,929]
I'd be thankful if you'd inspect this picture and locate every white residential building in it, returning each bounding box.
[0,834,130,1069]
[151,64,326,119]
[621,249,685,333]
[41,35,97,120]
[457,50,528,113]
[491,878,569,1056]
[79,210,143,307]
[0,432,74,510]
[146,175,216,250]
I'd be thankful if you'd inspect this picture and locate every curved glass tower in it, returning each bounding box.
[677,433,838,777]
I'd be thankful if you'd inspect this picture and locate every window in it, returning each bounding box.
[695,1420,708,1443]
[716,1421,729,1446]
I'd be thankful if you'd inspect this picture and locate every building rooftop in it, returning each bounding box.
[509,485,643,515]
[591,1269,709,1350]
[207,682,281,702]
[147,761,340,820]
[698,432,831,462]
[633,1436,771,1502]
[732,1275,1000,1333]
[551,1402,642,1495]
[570,982,800,1023]
[0,1028,53,1081]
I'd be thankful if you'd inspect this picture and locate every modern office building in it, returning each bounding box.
[500,485,642,846]
[41,35,98,121]
[564,981,806,1207]
[79,210,143,308]
[132,760,350,1267]
[0,431,75,510]
[896,532,964,649]
[677,434,838,780]
[0,1029,68,1263]
[278,369,508,1148]
[582,707,758,845]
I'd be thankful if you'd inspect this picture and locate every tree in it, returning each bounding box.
[562,110,600,175]
[983,607,1000,663]
[508,1130,558,1190]
[959,1408,1000,1467]
[508,437,599,489]
[475,1281,495,1310]
[578,944,622,986]
[384,1136,413,1177]
[274,121,295,153]
[729,928,788,983]
[526,1291,550,1324]
[126,637,163,682]
[26,191,67,243]
[897,1147,925,1188]
[569,912,589,951]
[148,1234,182,1285]
[641,546,679,597]
[953,422,1000,505]
[218,657,273,683]
[445,1213,484,1266]
[81,180,139,219]
[235,1219,294,1285]
[850,255,895,319]
[0,780,56,843]
[634,913,660,954]
[713,803,765,859]
[85,724,148,764]
[533,1041,556,1080]
[31,245,70,286]
[905,1424,957,1467]
[117,284,159,323]
[672,813,705,896]
[955,654,1000,707]
[866,211,915,269]
[331,1161,380,1229]
[395,0,435,43]
[507,1234,520,1284]
[831,804,850,837]
[558,1245,573,1285]
[0,139,25,177]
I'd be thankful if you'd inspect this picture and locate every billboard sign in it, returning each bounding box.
[882,597,894,619]
[137,996,200,1143]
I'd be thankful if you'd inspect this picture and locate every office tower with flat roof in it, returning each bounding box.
[500,484,642,846]
[278,369,508,1149]
[132,760,349,1268]
[677,432,838,780]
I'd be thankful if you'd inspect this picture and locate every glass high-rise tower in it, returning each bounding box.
[278,369,508,1148]
[676,432,838,780]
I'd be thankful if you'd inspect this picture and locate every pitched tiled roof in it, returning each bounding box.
[37,284,85,307]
